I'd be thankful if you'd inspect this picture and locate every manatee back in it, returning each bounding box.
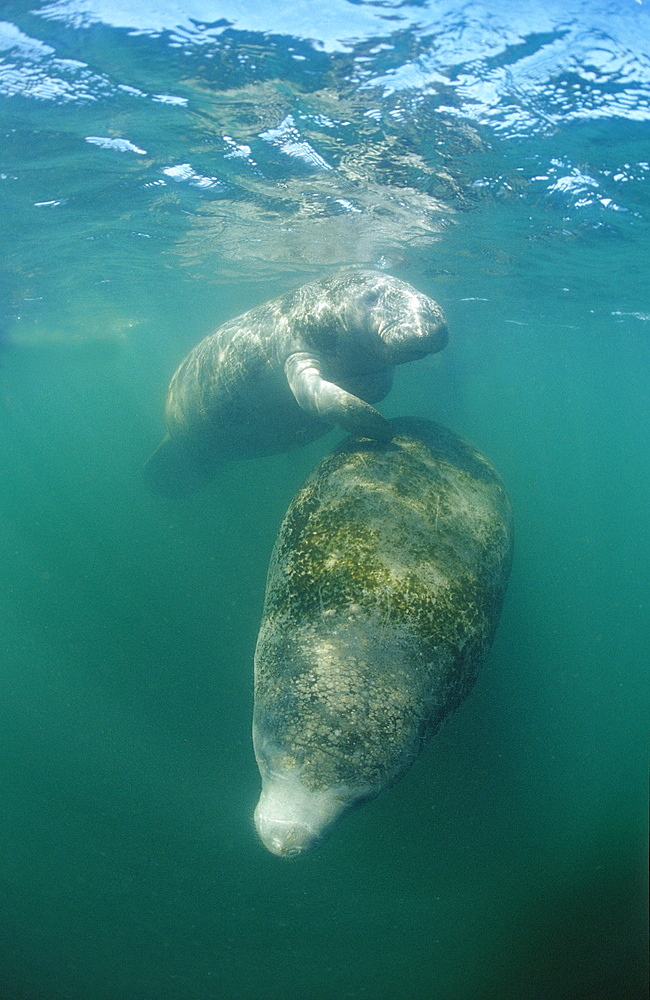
[254,417,513,794]
[143,309,317,494]
[261,416,513,644]
[164,319,274,437]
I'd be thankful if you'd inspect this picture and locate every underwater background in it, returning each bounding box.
[0,1,648,997]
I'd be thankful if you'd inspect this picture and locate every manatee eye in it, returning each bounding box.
[361,289,381,306]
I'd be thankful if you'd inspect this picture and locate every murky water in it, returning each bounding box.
[1,2,648,998]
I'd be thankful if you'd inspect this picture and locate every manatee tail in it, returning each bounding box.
[142,434,216,496]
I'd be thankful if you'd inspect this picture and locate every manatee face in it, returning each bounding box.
[253,745,369,857]
[337,272,448,367]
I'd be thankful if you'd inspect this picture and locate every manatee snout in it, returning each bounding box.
[381,294,448,363]
[253,725,375,856]
[254,770,355,857]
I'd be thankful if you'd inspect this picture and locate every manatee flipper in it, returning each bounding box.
[284,352,391,442]
[143,434,216,496]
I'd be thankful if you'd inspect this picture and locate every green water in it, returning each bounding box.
[1,3,649,998]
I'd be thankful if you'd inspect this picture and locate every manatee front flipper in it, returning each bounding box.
[285,352,391,442]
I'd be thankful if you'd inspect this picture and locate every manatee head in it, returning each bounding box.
[252,615,429,857]
[336,271,448,367]
[252,757,370,858]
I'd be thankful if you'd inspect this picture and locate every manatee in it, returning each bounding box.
[252,417,513,856]
[143,270,447,494]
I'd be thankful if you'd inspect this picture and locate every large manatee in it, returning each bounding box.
[144,271,447,494]
[253,418,513,856]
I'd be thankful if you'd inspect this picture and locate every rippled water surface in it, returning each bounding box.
[1,2,648,998]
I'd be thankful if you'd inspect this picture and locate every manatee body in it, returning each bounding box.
[253,417,513,856]
[144,270,447,493]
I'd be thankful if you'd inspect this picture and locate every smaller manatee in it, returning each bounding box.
[252,418,513,856]
[144,270,447,494]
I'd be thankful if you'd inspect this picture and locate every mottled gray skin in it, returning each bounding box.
[253,418,513,857]
[143,270,447,493]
